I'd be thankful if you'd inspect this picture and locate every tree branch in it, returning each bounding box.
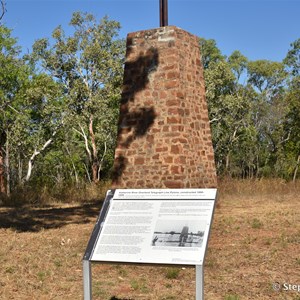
[25,131,57,182]
[74,125,92,162]
[0,0,6,21]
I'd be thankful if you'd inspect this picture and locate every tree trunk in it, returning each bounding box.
[0,131,6,194]
[97,141,107,182]
[89,116,99,183]
[18,153,23,185]
[83,163,91,183]
[293,154,300,182]
[25,137,54,182]
[65,146,79,185]
[26,152,35,182]
[0,148,6,194]
[225,151,230,173]
[5,137,10,197]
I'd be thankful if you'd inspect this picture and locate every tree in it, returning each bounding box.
[284,38,300,77]
[200,39,254,176]
[247,60,287,95]
[21,74,65,182]
[200,37,295,179]
[199,38,225,69]
[0,25,29,195]
[283,38,300,180]
[30,12,125,183]
[246,60,288,177]
[228,50,248,82]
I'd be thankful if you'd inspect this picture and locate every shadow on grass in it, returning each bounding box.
[0,201,103,232]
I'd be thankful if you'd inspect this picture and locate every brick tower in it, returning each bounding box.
[112,26,217,189]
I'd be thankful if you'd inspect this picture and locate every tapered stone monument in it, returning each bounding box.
[112,26,217,189]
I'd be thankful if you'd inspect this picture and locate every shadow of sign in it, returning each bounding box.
[112,38,159,182]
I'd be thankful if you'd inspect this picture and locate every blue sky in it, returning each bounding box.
[3,0,300,62]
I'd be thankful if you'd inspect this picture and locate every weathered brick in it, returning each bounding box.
[164,180,184,188]
[134,157,145,165]
[171,166,184,174]
[170,144,182,154]
[156,147,168,153]
[167,71,179,79]
[164,80,178,89]
[167,116,181,124]
[160,91,168,99]
[166,99,181,106]
[163,156,173,164]
[176,91,184,99]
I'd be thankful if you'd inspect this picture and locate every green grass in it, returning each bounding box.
[165,267,180,279]
[130,278,149,293]
[251,218,263,229]
[225,295,240,300]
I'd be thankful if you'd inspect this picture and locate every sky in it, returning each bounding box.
[3,0,300,62]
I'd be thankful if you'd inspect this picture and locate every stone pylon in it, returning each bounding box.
[112,26,217,189]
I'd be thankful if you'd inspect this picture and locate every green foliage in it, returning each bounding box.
[228,50,248,80]
[247,59,287,94]
[201,36,298,180]
[199,38,225,69]
[1,16,300,203]
[284,38,300,76]
[30,12,125,183]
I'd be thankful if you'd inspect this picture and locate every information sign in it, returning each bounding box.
[87,189,217,265]
[83,188,217,300]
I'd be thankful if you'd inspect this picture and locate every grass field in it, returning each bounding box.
[0,179,299,300]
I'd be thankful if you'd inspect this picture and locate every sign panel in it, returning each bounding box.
[90,189,217,265]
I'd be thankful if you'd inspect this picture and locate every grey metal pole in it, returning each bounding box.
[196,265,204,300]
[83,260,92,300]
[159,0,168,27]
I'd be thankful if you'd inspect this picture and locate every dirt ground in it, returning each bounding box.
[0,179,299,300]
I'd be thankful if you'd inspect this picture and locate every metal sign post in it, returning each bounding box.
[83,260,92,300]
[196,265,204,300]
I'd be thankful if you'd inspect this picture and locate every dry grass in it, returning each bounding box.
[1,181,112,207]
[0,179,299,300]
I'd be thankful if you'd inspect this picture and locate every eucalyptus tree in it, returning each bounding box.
[199,37,225,69]
[228,50,248,82]
[284,38,300,77]
[31,12,125,183]
[0,24,64,194]
[200,38,293,178]
[283,38,300,180]
[0,25,30,195]
[200,38,255,176]
[21,73,65,182]
[246,59,288,177]
[30,12,125,183]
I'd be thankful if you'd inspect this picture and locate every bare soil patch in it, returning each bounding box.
[0,179,299,299]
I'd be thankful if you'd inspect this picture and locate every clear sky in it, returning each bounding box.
[3,0,300,62]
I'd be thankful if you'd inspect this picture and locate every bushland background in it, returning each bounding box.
[1,10,300,201]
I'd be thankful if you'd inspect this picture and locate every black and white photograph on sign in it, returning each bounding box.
[152,220,206,248]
